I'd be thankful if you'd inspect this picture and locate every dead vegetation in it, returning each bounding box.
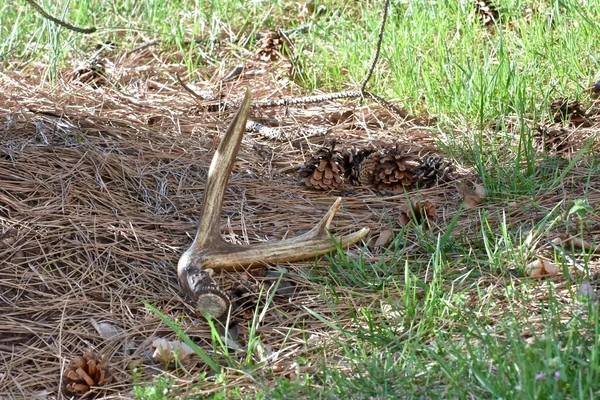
[0,48,460,398]
[1,20,600,399]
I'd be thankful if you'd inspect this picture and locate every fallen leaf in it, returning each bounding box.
[399,198,437,226]
[151,338,195,364]
[372,229,393,250]
[525,259,559,278]
[91,319,123,339]
[456,182,487,208]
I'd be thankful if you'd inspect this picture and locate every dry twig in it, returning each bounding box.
[23,0,97,34]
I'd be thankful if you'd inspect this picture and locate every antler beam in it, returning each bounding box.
[177,89,369,319]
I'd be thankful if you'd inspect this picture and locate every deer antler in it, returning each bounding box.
[177,89,369,319]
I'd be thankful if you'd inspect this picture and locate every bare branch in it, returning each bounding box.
[360,0,390,93]
[23,0,97,34]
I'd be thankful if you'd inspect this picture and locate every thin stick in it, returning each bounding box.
[177,0,416,121]
[176,73,206,101]
[23,0,97,34]
[360,0,390,93]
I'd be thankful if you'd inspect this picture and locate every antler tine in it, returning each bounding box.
[177,89,369,319]
[191,89,252,249]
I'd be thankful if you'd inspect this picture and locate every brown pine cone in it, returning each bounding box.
[414,155,455,188]
[343,146,377,186]
[550,99,588,125]
[534,125,572,153]
[64,351,109,396]
[372,144,420,191]
[298,141,344,190]
[253,31,282,62]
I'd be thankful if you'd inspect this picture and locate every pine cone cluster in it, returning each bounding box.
[254,31,283,62]
[298,141,344,190]
[64,351,109,396]
[299,141,455,192]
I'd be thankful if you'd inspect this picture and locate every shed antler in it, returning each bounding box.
[177,89,369,319]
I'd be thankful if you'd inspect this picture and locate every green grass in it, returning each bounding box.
[3,0,600,399]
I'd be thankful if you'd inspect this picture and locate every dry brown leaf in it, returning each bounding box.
[151,338,195,364]
[399,198,437,226]
[371,229,394,250]
[525,259,559,278]
[456,182,486,208]
[564,236,600,254]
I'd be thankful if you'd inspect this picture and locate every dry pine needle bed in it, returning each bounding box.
[0,48,599,398]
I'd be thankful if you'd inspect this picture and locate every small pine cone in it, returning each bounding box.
[298,142,344,190]
[253,31,282,62]
[343,147,376,186]
[415,155,455,188]
[372,144,420,191]
[534,125,571,153]
[64,351,109,396]
[70,59,107,88]
[550,99,588,125]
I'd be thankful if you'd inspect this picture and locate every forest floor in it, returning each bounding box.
[1,1,600,399]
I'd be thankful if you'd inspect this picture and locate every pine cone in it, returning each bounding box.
[253,31,282,62]
[414,155,455,188]
[343,146,377,186]
[70,59,107,88]
[550,99,588,125]
[64,351,109,396]
[298,141,344,190]
[371,144,420,191]
[534,125,571,153]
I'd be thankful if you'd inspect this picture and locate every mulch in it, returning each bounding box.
[0,47,598,399]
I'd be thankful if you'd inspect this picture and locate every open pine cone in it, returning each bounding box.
[414,155,455,188]
[369,144,421,191]
[343,146,377,186]
[298,141,344,190]
[64,351,109,396]
[534,125,572,153]
[253,31,283,62]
